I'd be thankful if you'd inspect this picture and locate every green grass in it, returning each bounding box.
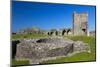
[66,36,96,54]
[12,33,48,39]
[12,59,29,66]
[40,36,96,64]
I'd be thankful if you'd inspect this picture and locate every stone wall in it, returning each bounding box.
[14,38,90,64]
[47,29,72,36]
[73,12,88,35]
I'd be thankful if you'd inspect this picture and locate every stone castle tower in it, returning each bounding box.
[73,12,88,35]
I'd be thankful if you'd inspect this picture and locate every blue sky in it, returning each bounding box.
[12,1,96,32]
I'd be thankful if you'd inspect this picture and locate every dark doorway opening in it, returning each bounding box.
[55,31,58,35]
[62,30,66,35]
[12,40,20,59]
[82,29,86,34]
[82,29,86,32]
[67,29,71,35]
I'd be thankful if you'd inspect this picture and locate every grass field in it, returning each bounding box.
[12,34,96,65]
[12,34,48,39]
[12,59,29,66]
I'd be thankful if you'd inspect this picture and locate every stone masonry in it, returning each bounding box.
[14,38,90,64]
[73,12,88,35]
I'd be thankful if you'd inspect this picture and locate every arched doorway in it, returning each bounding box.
[67,29,71,35]
[62,29,67,35]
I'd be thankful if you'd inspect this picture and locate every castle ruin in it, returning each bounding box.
[47,12,88,36]
[15,12,88,36]
[73,12,88,35]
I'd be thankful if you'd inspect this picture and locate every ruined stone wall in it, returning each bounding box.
[73,12,88,35]
[47,29,72,36]
[14,38,90,64]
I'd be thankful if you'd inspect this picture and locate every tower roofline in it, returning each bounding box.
[73,11,88,14]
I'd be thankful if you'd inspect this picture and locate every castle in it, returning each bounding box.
[47,12,88,36]
[15,12,88,36]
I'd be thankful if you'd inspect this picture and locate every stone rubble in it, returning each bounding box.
[14,38,90,64]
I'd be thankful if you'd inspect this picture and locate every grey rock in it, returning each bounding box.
[14,38,90,64]
[73,41,90,53]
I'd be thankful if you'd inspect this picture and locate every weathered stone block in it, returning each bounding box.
[15,38,90,64]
